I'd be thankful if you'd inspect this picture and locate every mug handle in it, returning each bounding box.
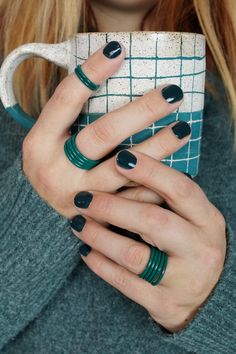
[0,40,71,130]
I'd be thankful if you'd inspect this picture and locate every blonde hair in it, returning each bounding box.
[0,0,236,147]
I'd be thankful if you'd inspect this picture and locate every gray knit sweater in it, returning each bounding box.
[0,69,236,354]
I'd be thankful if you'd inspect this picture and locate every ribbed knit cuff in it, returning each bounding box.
[148,215,236,354]
[0,151,81,349]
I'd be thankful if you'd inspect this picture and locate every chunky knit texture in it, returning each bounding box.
[0,70,236,354]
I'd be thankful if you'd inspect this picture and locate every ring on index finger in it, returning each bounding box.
[64,131,101,170]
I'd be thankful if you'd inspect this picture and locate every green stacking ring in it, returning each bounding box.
[139,246,156,279]
[146,249,163,283]
[64,132,101,170]
[151,252,168,286]
[139,245,168,286]
[74,65,100,91]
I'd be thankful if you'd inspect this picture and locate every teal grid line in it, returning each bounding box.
[129,33,133,103]
[105,34,109,112]
[87,34,91,123]
[129,33,133,146]
[89,91,204,99]
[186,34,196,173]
[123,55,206,61]
[74,54,206,62]
[109,69,206,80]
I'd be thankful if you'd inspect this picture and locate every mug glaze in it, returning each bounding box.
[0,31,206,176]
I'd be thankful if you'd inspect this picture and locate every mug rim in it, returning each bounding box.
[75,31,205,39]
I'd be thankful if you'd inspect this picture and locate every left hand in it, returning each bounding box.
[71,149,227,333]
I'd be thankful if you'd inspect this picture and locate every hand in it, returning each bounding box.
[70,149,227,333]
[22,41,188,218]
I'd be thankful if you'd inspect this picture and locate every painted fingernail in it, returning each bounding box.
[79,243,91,256]
[184,172,193,179]
[103,41,122,59]
[172,121,191,139]
[74,191,93,208]
[70,215,86,232]
[116,150,137,169]
[162,84,184,103]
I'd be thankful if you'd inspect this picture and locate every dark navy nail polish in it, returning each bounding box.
[162,84,184,103]
[103,41,122,59]
[116,150,137,169]
[70,215,86,232]
[79,243,91,256]
[172,121,191,139]
[74,191,93,208]
[183,172,193,179]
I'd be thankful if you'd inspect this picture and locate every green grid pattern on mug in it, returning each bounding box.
[72,32,205,177]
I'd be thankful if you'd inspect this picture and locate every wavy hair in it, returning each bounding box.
[0,0,236,146]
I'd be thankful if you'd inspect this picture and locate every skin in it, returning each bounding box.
[23,0,227,333]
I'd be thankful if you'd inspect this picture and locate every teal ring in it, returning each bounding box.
[64,132,101,170]
[151,253,168,286]
[74,65,100,91]
[146,249,163,283]
[138,245,168,286]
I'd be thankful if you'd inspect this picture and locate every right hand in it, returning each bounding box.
[22,41,190,219]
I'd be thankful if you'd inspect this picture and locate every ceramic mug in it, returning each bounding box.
[0,31,206,176]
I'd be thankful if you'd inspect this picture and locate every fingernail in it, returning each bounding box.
[162,84,184,104]
[103,41,122,59]
[70,215,86,232]
[183,172,193,179]
[79,243,91,256]
[74,191,93,208]
[116,150,137,169]
[172,121,191,139]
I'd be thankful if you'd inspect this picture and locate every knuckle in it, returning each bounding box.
[189,276,205,298]
[87,225,100,246]
[52,78,77,106]
[169,176,196,201]
[88,120,114,145]
[141,162,158,184]
[140,93,158,117]
[202,245,225,270]
[94,257,105,275]
[112,267,129,289]
[156,136,171,156]
[123,243,145,268]
[211,206,226,230]
[83,60,100,79]
[94,195,113,216]
[144,205,168,228]
[131,187,147,202]
[37,164,56,190]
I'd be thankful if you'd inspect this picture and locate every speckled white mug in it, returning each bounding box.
[0,31,206,176]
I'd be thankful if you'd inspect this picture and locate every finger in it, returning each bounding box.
[72,216,172,285]
[106,186,170,234]
[116,186,164,205]
[73,191,195,256]
[36,41,125,138]
[77,246,168,312]
[115,150,213,227]
[76,84,184,160]
[86,119,191,192]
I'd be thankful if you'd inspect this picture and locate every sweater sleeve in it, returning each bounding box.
[0,148,82,349]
